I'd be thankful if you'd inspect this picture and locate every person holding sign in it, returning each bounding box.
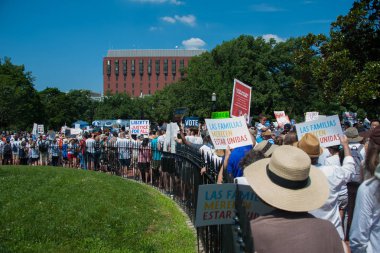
[245,146,345,253]
[296,133,355,240]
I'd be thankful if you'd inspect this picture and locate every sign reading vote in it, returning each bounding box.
[130,120,149,135]
[184,117,199,128]
[295,115,343,148]
[195,183,274,227]
[205,116,252,149]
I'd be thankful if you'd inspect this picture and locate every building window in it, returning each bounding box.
[171,59,176,75]
[116,75,118,81]
[173,75,175,81]
[164,59,168,75]
[148,59,152,76]
[124,83,126,88]
[148,75,151,81]
[116,83,118,89]
[115,60,119,76]
[140,75,142,81]
[149,90,151,94]
[140,83,142,89]
[107,76,110,81]
[108,83,110,89]
[156,83,159,88]
[131,59,135,76]
[132,89,135,95]
[107,60,111,76]
[148,83,151,88]
[139,59,144,76]
[155,59,160,75]
[123,60,127,76]
[132,83,134,88]
[165,75,167,81]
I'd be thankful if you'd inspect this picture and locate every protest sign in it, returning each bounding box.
[211,111,230,119]
[230,79,252,119]
[342,112,358,126]
[32,123,38,136]
[295,115,343,147]
[184,117,199,128]
[305,112,319,122]
[274,111,290,128]
[195,183,274,227]
[205,116,253,149]
[130,120,149,135]
[37,124,44,134]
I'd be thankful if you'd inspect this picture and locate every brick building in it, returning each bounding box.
[103,49,205,96]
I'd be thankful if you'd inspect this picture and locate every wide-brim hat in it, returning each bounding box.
[262,130,272,136]
[345,127,363,143]
[294,133,323,158]
[254,140,278,157]
[214,149,225,157]
[244,145,329,212]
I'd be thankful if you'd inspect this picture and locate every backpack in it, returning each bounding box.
[39,141,49,153]
[94,141,101,155]
[3,143,12,156]
[12,143,18,153]
[350,145,364,181]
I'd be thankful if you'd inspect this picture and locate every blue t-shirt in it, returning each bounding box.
[151,138,161,161]
[226,145,253,178]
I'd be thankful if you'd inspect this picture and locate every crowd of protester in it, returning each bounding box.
[1,116,379,253]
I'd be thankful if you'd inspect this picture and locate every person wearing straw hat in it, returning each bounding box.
[350,127,380,253]
[245,145,345,253]
[296,133,355,240]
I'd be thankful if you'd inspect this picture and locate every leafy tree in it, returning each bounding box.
[0,57,43,130]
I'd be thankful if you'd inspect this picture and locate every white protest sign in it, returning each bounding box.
[37,124,44,134]
[305,112,319,122]
[295,115,343,148]
[274,111,290,128]
[195,183,274,227]
[75,124,81,129]
[130,120,149,135]
[205,116,252,149]
[32,123,38,136]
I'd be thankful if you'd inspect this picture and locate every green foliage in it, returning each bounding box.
[0,166,196,252]
[0,57,43,130]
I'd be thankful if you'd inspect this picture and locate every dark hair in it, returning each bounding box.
[283,132,298,145]
[142,138,149,147]
[364,139,380,179]
[239,150,265,170]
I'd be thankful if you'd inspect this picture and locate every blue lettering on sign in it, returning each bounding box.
[131,129,139,134]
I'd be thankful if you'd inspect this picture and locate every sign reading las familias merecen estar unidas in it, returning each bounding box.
[295,115,343,148]
[205,116,253,149]
[195,184,274,227]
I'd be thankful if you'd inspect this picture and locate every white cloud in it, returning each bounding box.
[182,38,206,49]
[251,4,284,12]
[174,14,196,26]
[161,14,196,26]
[262,34,285,43]
[161,16,176,23]
[131,0,184,5]
[149,26,162,31]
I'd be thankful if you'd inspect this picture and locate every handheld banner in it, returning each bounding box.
[211,111,230,119]
[305,112,319,122]
[130,120,149,135]
[342,112,357,126]
[184,117,199,128]
[195,183,274,227]
[205,116,252,149]
[230,79,252,119]
[274,111,290,128]
[37,124,44,134]
[295,115,343,148]
[32,123,38,136]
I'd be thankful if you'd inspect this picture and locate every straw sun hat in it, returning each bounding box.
[244,145,329,212]
[254,140,278,158]
[294,133,323,158]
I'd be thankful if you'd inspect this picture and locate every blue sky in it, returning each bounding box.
[1,0,354,93]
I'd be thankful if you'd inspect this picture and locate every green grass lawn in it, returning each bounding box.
[0,166,196,253]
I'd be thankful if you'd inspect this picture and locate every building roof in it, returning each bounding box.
[106,49,206,58]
